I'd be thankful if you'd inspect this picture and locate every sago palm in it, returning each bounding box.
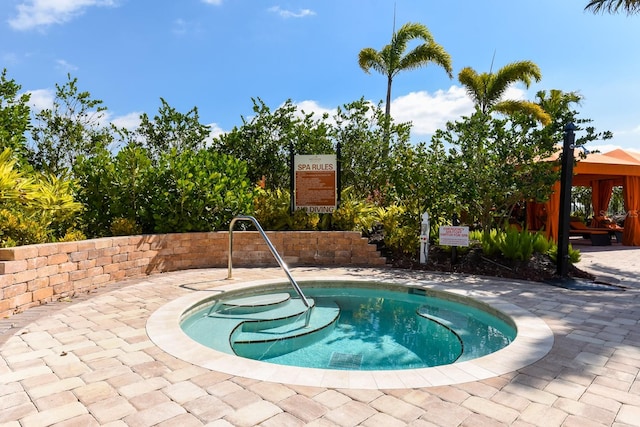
[458,60,552,126]
[358,22,453,119]
[585,0,640,14]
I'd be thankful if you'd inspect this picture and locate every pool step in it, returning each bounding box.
[212,292,292,315]
[417,305,470,337]
[231,301,340,359]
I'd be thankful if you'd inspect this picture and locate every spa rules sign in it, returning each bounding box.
[294,154,337,213]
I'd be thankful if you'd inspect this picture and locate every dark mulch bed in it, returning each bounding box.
[387,245,595,283]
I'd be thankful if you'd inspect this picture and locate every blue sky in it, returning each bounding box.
[2,0,640,152]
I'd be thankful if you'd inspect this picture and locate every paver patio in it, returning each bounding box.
[1,244,639,426]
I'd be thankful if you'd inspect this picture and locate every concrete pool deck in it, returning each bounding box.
[1,245,640,426]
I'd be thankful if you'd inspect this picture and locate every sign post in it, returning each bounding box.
[420,212,430,264]
[294,154,338,214]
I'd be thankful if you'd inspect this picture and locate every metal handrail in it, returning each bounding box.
[227,215,311,308]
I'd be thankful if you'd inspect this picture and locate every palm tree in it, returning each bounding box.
[458,60,552,126]
[535,89,582,121]
[358,22,453,119]
[585,0,640,14]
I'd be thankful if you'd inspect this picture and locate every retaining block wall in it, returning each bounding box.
[0,231,386,318]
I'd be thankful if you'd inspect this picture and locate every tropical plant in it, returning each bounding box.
[30,74,113,175]
[132,98,211,163]
[0,69,31,164]
[458,60,551,125]
[0,148,82,246]
[585,0,640,14]
[146,149,254,233]
[358,22,453,119]
[213,98,333,189]
[431,112,559,231]
[331,98,411,198]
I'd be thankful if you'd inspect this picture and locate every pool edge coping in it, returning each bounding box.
[146,274,554,390]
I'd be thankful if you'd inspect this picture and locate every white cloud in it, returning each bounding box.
[26,88,54,111]
[9,0,118,31]
[201,0,223,4]
[268,6,316,19]
[293,100,335,118]
[55,59,78,72]
[110,112,142,131]
[392,86,474,136]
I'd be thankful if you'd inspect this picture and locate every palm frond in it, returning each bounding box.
[458,67,485,108]
[399,43,453,77]
[494,100,552,126]
[358,48,387,75]
[585,0,640,14]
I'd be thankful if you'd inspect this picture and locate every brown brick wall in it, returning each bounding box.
[0,231,386,318]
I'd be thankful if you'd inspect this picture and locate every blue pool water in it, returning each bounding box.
[181,282,516,371]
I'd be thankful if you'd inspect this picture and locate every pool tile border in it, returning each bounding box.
[146,275,554,389]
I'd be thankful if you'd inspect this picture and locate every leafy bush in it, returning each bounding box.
[0,149,83,247]
[331,187,378,232]
[74,145,152,237]
[147,149,254,233]
[110,217,142,236]
[377,204,420,257]
[75,147,255,235]
[548,243,581,264]
[253,188,292,230]
[59,228,86,242]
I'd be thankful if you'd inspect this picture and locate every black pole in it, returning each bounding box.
[336,142,342,208]
[556,123,577,277]
[289,142,295,215]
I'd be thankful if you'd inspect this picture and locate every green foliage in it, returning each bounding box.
[110,218,142,236]
[377,204,420,257]
[289,209,320,231]
[253,188,292,230]
[431,111,559,231]
[146,149,254,233]
[548,243,581,264]
[0,148,82,246]
[0,209,49,247]
[0,69,31,164]
[532,232,552,254]
[131,98,211,163]
[213,98,333,189]
[331,187,378,232]
[30,74,113,175]
[74,145,152,237]
[480,229,501,256]
[479,228,552,261]
[59,228,86,242]
[358,21,453,124]
[499,227,534,261]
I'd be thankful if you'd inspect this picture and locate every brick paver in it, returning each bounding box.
[1,244,640,426]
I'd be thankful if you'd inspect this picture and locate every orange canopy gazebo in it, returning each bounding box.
[539,148,640,245]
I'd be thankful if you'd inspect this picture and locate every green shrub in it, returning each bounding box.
[0,209,49,247]
[532,232,552,254]
[377,204,420,257]
[253,188,291,230]
[548,243,581,264]
[148,149,255,233]
[331,187,378,232]
[110,217,142,236]
[59,228,86,242]
[481,229,501,256]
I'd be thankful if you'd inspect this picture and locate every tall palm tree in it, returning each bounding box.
[458,60,552,126]
[358,22,453,119]
[585,0,640,14]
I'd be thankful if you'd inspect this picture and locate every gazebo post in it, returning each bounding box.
[556,123,577,278]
